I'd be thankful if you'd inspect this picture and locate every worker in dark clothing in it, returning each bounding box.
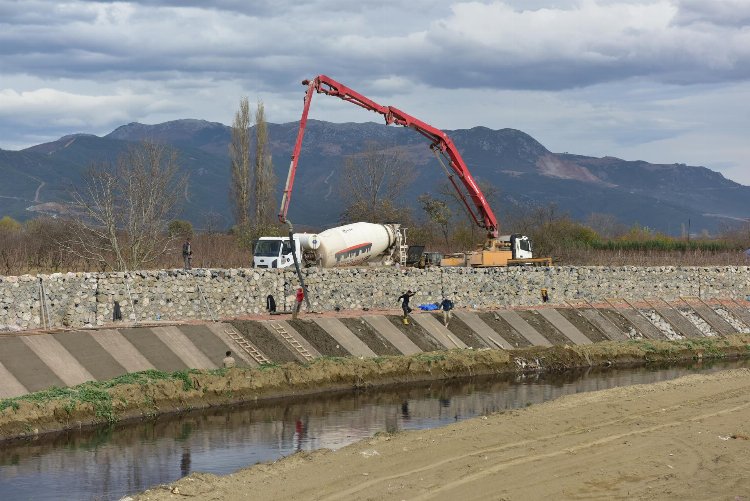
[182,238,192,270]
[398,290,416,324]
[440,297,454,327]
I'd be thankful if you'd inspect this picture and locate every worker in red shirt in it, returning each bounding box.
[292,287,305,320]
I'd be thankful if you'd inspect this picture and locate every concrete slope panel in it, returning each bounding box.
[723,303,750,329]
[651,307,703,338]
[580,309,627,341]
[363,316,421,355]
[0,361,29,398]
[455,312,513,349]
[411,314,467,349]
[118,328,188,372]
[54,331,127,381]
[179,324,249,367]
[685,301,737,336]
[89,330,156,373]
[0,337,64,392]
[617,310,666,340]
[22,335,96,387]
[497,311,552,347]
[313,318,377,357]
[204,323,260,367]
[540,309,592,345]
[151,326,216,369]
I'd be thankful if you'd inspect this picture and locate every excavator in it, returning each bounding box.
[277,74,551,268]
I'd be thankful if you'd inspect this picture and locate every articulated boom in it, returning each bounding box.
[278,75,499,238]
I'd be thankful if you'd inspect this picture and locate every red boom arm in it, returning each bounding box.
[278,75,500,238]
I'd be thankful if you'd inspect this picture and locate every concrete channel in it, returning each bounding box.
[1,299,749,399]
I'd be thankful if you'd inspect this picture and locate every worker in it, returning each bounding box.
[182,238,192,270]
[398,290,416,324]
[292,287,305,320]
[222,350,235,368]
[440,296,454,327]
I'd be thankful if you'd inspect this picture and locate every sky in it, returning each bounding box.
[1,0,749,185]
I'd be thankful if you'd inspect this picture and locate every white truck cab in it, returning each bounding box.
[252,236,302,269]
[508,234,533,260]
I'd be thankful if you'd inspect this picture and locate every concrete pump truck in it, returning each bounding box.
[254,75,550,269]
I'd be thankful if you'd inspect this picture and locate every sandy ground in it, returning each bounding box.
[134,368,750,501]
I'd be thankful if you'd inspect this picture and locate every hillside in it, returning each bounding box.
[0,119,747,234]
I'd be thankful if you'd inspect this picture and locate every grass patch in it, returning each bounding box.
[0,368,206,422]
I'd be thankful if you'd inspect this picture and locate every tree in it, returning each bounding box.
[168,220,193,239]
[252,100,276,231]
[0,216,21,233]
[69,141,188,271]
[339,143,416,223]
[229,97,252,230]
[418,194,452,246]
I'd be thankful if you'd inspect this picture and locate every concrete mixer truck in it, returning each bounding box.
[252,222,406,269]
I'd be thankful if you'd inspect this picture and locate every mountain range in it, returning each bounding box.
[0,118,748,235]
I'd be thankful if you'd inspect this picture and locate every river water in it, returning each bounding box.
[1,359,748,500]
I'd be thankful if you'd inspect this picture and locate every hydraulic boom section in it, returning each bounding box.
[278,75,500,238]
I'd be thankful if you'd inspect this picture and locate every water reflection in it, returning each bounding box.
[0,359,747,501]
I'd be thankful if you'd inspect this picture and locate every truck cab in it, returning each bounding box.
[252,236,301,269]
[509,234,533,260]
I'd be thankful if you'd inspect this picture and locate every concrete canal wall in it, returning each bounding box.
[1,299,749,398]
[1,266,750,331]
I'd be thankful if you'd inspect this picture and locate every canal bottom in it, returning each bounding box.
[1,358,748,500]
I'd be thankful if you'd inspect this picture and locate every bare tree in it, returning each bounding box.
[253,100,276,230]
[230,97,252,229]
[69,141,188,271]
[339,143,416,223]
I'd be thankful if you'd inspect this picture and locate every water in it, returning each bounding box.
[1,359,747,500]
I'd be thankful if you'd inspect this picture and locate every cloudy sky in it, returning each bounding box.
[1,0,749,185]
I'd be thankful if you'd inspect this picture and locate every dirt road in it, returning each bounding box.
[135,368,750,500]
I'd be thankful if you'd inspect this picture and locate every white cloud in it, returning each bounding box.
[0,0,747,186]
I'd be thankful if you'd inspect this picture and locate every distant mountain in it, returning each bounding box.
[0,118,747,235]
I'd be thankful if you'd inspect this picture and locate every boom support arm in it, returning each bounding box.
[278,75,500,238]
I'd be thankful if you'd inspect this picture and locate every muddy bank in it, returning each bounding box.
[134,368,750,501]
[1,335,749,442]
